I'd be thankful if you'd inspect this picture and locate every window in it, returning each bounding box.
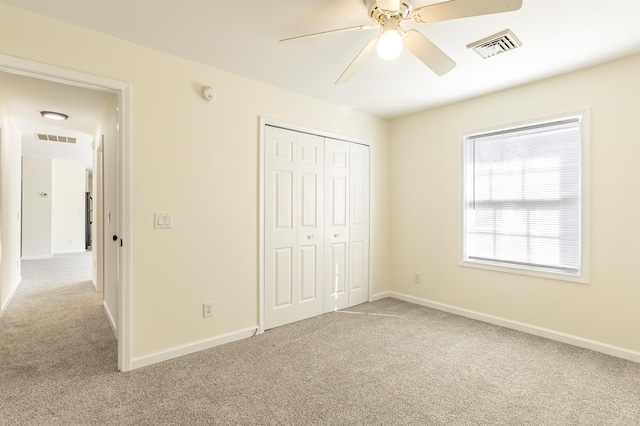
[461,112,588,281]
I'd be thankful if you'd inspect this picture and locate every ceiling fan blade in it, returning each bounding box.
[336,38,377,85]
[377,0,401,14]
[403,30,456,76]
[280,25,377,43]
[411,0,523,24]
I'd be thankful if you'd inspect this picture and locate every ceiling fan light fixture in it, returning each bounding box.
[284,0,522,84]
[40,111,69,121]
[377,24,403,61]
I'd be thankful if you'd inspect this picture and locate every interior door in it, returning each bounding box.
[348,143,370,306]
[264,126,324,329]
[95,137,104,294]
[103,129,119,332]
[324,138,350,312]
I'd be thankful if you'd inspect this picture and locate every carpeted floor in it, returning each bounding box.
[1,253,639,425]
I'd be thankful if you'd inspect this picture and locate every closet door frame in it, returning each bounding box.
[259,117,373,334]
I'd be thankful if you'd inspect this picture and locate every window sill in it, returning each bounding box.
[459,259,589,284]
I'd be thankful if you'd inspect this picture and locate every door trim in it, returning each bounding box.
[0,54,133,372]
[258,116,373,333]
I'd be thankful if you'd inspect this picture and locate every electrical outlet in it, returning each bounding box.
[203,301,214,318]
[413,273,422,284]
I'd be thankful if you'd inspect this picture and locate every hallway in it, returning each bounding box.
[0,252,117,420]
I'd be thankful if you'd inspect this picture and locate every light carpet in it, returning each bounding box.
[1,253,639,425]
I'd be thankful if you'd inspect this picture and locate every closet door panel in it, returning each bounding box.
[325,139,350,312]
[300,246,318,301]
[301,174,318,227]
[331,177,348,226]
[350,241,365,291]
[265,127,298,328]
[274,248,294,307]
[275,171,294,229]
[296,132,324,321]
[328,242,348,305]
[349,143,370,307]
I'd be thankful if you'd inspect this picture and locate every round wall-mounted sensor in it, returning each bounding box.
[201,86,217,102]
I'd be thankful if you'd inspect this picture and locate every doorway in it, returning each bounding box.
[0,54,132,371]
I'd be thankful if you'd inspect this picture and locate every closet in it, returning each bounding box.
[264,125,370,330]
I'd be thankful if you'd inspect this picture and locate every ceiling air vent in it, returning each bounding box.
[467,29,522,59]
[36,133,77,144]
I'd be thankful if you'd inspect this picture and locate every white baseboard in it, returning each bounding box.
[103,300,117,336]
[52,250,87,255]
[370,291,393,302]
[130,326,259,371]
[124,291,638,371]
[377,291,640,363]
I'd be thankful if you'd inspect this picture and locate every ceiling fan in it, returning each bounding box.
[280,0,523,84]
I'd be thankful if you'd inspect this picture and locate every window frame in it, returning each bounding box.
[458,109,590,284]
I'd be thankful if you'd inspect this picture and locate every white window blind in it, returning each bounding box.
[462,116,582,276]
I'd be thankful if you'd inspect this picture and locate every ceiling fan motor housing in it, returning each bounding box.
[367,0,414,23]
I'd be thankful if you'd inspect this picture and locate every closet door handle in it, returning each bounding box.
[334,233,340,238]
[307,235,314,240]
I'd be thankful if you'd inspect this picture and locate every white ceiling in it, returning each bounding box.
[1,0,634,383]
[1,0,639,122]
[0,71,113,170]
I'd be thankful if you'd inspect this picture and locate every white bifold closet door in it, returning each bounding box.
[347,142,370,307]
[324,139,349,311]
[265,126,369,329]
[265,126,324,329]
[324,139,370,312]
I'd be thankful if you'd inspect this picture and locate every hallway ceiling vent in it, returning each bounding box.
[466,29,522,59]
[35,133,77,144]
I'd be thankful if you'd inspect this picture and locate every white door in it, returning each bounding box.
[95,137,104,294]
[324,138,350,312]
[103,129,119,332]
[348,143,370,306]
[264,126,324,329]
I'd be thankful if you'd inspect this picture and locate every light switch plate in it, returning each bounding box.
[154,212,173,229]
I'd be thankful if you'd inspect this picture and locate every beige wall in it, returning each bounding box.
[389,55,640,352]
[0,103,22,312]
[21,157,53,258]
[52,160,86,254]
[4,2,634,362]
[21,158,86,257]
[0,4,390,358]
